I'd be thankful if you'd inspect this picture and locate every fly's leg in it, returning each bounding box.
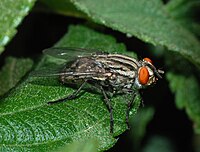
[125,92,137,130]
[100,86,114,134]
[48,80,87,104]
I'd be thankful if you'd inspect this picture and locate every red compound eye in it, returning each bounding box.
[139,67,149,85]
[143,58,153,64]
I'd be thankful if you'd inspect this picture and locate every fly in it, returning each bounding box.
[33,47,164,133]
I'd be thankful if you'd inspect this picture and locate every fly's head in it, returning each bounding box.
[134,58,164,89]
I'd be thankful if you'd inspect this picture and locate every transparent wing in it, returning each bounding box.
[30,68,66,77]
[30,69,99,78]
[31,47,107,78]
[43,47,105,60]
[29,63,64,77]
[30,66,103,78]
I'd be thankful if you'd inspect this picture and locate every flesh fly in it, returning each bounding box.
[33,47,164,133]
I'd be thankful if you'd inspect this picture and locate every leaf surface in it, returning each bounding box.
[0,57,33,96]
[71,0,200,67]
[167,72,200,133]
[0,0,36,53]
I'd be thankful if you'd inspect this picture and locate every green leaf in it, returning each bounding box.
[167,72,200,133]
[0,57,33,96]
[71,0,200,67]
[0,25,141,151]
[165,0,200,37]
[0,0,36,54]
[56,138,98,152]
[130,107,155,151]
[40,0,87,18]
[142,136,176,152]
